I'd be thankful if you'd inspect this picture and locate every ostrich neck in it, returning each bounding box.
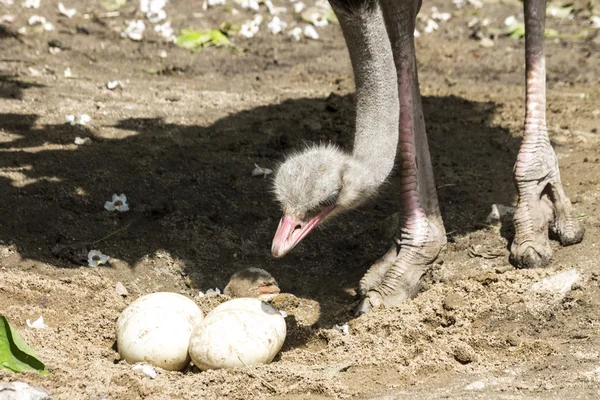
[337,5,399,191]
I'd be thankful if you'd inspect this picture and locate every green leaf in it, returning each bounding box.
[0,315,48,375]
[547,6,573,19]
[100,0,127,11]
[505,23,565,40]
[324,9,339,25]
[175,29,242,52]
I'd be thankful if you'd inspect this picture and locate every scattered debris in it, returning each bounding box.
[159,49,168,58]
[198,288,221,297]
[240,14,262,38]
[264,0,286,15]
[293,1,305,14]
[63,67,72,78]
[531,269,581,295]
[104,193,129,212]
[0,15,15,23]
[333,323,349,335]
[431,6,450,22]
[479,37,494,48]
[0,382,50,399]
[240,0,259,11]
[303,24,319,40]
[485,203,515,224]
[115,282,129,297]
[28,15,55,31]
[423,18,438,34]
[26,316,47,330]
[453,0,482,8]
[140,0,167,22]
[465,381,486,390]
[100,0,126,11]
[288,26,302,41]
[65,114,91,126]
[207,0,226,6]
[154,20,175,41]
[468,244,504,259]
[547,5,573,20]
[267,16,287,34]
[58,2,77,18]
[107,80,125,90]
[592,16,600,28]
[22,0,40,9]
[132,363,157,378]
[252,163,273,177]
[87,250,110,267]
[74,136,92,145]
[121,19,145,41]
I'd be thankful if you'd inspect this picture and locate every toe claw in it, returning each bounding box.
[354,298,372,317]
[510,242,551,269]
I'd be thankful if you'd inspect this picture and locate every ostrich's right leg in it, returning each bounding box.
[356,0,446,314]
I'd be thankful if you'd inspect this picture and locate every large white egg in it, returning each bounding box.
[116,292,204,371]
[189,298,286,370]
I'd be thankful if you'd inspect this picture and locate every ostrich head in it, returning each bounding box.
[271,144,376,257]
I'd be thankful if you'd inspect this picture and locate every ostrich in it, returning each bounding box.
[271,0,584,315]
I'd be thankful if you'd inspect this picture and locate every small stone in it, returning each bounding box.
[452,343,477,364]
[479,37,494,48]
[531,269,580,294]
[0,382,50,400]
[115,282,128,297]
[465,381,485,390]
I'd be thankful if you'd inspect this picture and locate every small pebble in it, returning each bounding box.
[465,380,485,390]
[115,282,129,297]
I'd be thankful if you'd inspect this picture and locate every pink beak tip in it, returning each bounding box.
[271,206,335,258]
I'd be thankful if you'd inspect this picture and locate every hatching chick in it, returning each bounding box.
[224,268,281,301]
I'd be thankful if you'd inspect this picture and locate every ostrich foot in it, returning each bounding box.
[510,163,584,269]
[355,222,446,316]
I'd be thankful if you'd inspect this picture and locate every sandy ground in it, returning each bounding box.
[0,0,599,398]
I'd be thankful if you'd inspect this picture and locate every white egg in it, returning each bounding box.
[116,292,203,371]
[189,298,286,370]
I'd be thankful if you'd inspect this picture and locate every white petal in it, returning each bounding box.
[58,2,77,18]
[26,316,48,329]
[132,363,157,378]
[74,136,92,145]
[303,24,319,40]
[333,323,349,335]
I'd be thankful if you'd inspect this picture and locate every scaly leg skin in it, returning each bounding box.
[510,0,584,268]
[356,0,446,315]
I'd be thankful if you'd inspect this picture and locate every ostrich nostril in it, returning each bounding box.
[294,224,302,231]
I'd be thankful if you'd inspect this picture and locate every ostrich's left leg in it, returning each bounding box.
[356,0,446,314]
[510,0,584,268]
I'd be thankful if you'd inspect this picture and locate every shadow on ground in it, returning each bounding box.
[0,92,520,324]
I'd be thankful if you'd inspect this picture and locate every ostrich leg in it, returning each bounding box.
[356,0,446,314]
[510,0,584,268]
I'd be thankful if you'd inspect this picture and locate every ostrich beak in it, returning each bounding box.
[271,206,335,258]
